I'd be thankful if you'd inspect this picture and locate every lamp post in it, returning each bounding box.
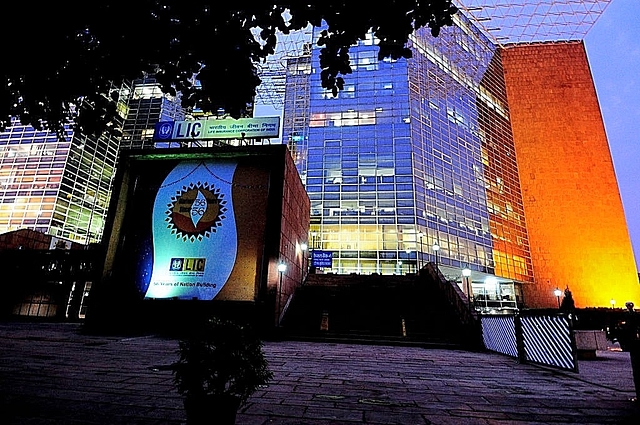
[432,243,440,268]
[398,260,403,275]
[554,288,562,309]
[405,249,412,274]
[417,231,424,270]
[610,299,616,309]
[300,243,308,282]
[276,262,287,327]
[462,268,472,305]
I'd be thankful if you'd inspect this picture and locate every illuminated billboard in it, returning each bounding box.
[153,117,280,141]
[144,161,238,299]
[103,151,274,302]
[90,145,310,332]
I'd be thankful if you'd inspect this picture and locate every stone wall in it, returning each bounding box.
[501,41,638,308]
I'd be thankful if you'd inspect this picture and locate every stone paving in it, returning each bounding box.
[0,322,638,424]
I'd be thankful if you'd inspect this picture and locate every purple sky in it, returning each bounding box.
[585,0,640,268]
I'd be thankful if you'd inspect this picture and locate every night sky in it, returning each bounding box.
[585,0,640,267]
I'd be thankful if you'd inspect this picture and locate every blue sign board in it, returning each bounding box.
[154,121,174,140]
[312,251,333,268]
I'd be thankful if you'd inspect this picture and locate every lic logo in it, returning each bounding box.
[155,122,174,140]
[170,258,184,271]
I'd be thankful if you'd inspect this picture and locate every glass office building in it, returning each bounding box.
[279,1,640,308]
[120,78,185,150]
[0,80,182,245]
[282,15,533,286]
[1,1,636,308]
[0,101,125,245]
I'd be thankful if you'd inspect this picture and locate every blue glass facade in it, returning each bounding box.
[283,15,534,283]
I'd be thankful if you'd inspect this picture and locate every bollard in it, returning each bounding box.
[320,311,329,332]
[630,339,640,400]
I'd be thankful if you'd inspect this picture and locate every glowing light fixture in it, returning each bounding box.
[554,288,562,308]
[417,231,424,269]
[462,268,472,304]
[432,243,440,268]
[276,262,287,327]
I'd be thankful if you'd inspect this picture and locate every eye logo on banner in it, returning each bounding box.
[166,182,226,241]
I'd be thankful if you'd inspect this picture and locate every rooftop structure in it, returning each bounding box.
[457,0,612,45]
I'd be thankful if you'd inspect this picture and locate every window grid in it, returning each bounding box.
[284,19,534,283]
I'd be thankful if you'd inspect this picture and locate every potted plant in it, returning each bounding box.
[173,316,273,425]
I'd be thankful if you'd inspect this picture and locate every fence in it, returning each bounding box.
[481,311,578,372]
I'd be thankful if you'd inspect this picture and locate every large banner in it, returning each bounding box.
[121,157,270,301]
[145,161,238,299]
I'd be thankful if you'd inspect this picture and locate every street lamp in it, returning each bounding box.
[432,243,440,268]
[398,260,403,275]
[300,243,308,282]
[405,249,411,274]
[417,231,424,269]
[610,299,616,309]
[462,268,472,305]
[554,288,562,309]
[276,262,287,327]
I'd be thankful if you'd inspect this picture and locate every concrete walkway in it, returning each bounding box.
[0,322,638,424]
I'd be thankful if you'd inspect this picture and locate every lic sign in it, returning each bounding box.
[154,121,204,140]
[153,117,280,141]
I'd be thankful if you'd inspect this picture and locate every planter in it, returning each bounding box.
[184,393,241,425]
[173,317,273,424]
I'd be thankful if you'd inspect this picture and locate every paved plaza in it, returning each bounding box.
[0,322,638,424]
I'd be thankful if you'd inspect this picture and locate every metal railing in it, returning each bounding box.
[481,310,578,372]
[481,314,518,357]
[420,262,483,349]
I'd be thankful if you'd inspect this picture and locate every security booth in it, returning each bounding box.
[86,144,309,335]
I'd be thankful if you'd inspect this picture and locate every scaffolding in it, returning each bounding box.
[254,26,313,110]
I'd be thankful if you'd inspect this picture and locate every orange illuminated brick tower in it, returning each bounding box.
[501,41,639,308]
